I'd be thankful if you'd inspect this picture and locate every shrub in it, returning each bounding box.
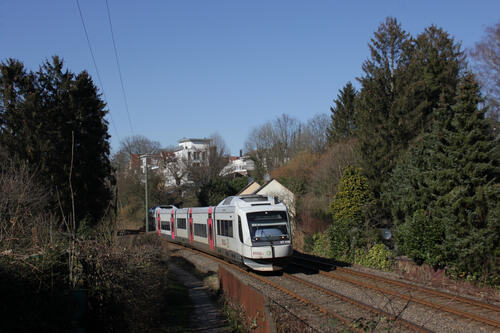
[329,166,371,224]
[354,244,393,271]
[311,231,333,258]
[327,166,373,261]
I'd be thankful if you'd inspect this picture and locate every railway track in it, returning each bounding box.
[291,254,500,332]
[168,243,431,332]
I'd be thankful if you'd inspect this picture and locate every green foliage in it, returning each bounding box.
[198,176,250,206]
[354,244,393,271]
[356,19,465,204]
[329,166,371,224]
[327,82,358,144]
[356,17,411,194]
[0,57,114,229]
[311,230,334,258]
[383,74,500,283]
[320,166,374,260]
[326,222,351,260]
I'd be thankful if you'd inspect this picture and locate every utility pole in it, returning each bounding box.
[142,154,149,233]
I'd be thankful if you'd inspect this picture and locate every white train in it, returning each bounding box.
[154,195,293,271]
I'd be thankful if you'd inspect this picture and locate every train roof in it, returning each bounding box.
[217,195,284,208]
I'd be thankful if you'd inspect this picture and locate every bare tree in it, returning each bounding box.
[469,22,500,121]
[187,133,230,186]
[301,113,329,153]
[112,135,162,172]
[163,150,189,187]
[245,114,329,181]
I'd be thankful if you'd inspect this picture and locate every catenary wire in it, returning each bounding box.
[105,0,135,136]
[75,0,121,143]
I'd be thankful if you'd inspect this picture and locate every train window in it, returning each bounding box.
[222,197,233,206]
[194,223,207,238]
[247,211,288,242]
[238,216,243,243]
[177,218,187,229]
[161,221,170,231]
[241,195,267,203]
[217,219,233,237]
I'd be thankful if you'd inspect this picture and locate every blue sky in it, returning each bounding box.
[1,1,499,155]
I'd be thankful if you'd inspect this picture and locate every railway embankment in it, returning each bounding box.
[172,242,500,332]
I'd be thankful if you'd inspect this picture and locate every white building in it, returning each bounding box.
[163,138,212,187]
[220,155,255,176]
[175,138,211,164]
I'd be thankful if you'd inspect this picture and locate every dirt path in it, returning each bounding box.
[168,263,233,332]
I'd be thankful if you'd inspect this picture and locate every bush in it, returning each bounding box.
[78,234,170,332]
[354,244,393,271]
[329,166,371,224]
[326,166,374,261]
[311,231,333,258]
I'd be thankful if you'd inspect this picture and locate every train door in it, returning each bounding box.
[237,215,244,254]
[170,209,175,240]
[189,208,194,244]
[157,210,161,236]
[208,207,214,250]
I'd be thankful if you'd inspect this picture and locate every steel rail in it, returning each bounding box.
[283,272,432,333]
[335,266,500,312]
[292,259,500,330]
[294,255,499,313]
[169,243,362,332]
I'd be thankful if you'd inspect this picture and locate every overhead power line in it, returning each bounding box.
[75,0,121,142]
[105,0,135,136]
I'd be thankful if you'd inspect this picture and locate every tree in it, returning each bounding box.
[188,133,230,187]
[327,166,373,260]
[198,176,249,206]
[402,25,465,134]
[470,22,500,121]
[0,56,114,229]
[244,114,301,182]
[112,135,161,172]
[356,17,411,193]
[327,82,357,143]
[383,74,500,283]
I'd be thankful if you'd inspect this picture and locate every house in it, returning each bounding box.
[237,180,261,195]
[238,178,296,235]
[220,150,255,177]
[128,138,213,187]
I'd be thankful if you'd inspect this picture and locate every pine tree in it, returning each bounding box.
[0,57,114,229]
[356,17,411,193]
[327,82,357,144]
[437,74,499,283]
[401,26,465,135]
[383,74,500,282]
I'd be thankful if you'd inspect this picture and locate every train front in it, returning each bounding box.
[239,199,293,271]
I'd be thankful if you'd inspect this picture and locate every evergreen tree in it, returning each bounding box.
[401,26,465,135]
[0,57,114,229]
[383,74,500,283]
[327,82,357,144]
[356,17,411,193]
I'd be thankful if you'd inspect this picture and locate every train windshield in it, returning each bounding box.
[247,211,289,241]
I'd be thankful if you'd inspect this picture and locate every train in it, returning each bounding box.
[153,194,293,271]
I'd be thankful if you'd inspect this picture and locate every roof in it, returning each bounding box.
[178,137,211,144]
[237,180,261,195]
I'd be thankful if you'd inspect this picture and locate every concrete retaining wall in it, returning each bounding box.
[218,265,275,333]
